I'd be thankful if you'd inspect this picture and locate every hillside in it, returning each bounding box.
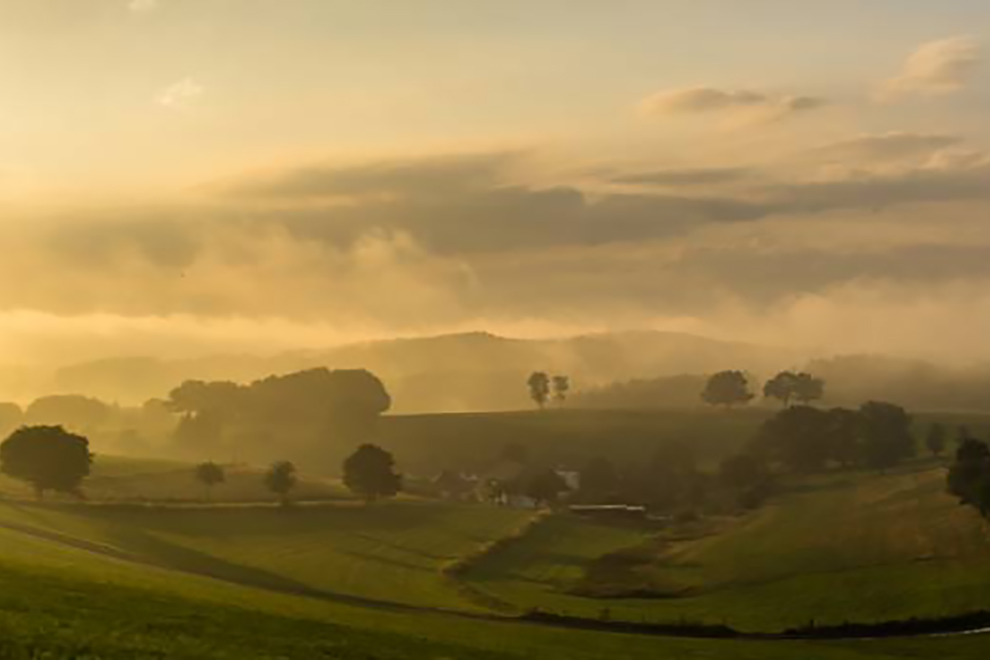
[21,330,800,411]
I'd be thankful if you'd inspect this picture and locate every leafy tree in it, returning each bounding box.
[826,407,862,468]
[792,373,825,405]
[926,423,948,458]
[947,438,990,520]
[552,375,570,407]
[525,468,569,507]
[763,372,798,407]
[343,444,402,503]
[527,372,551,410]
[763,372,825,407]
[701,371,754,408]
[0,426,92,499]
[264,460,297,506]
[578,456,620,502]
[859,401,915,472]
[755,406,832,473]
[194,461,226,501]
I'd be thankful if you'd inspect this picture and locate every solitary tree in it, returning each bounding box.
[0,426,92,499]
[926,423,948,459]
[195,461,226,502]
[343,444,402,503]
[552,375,571,407]
[527,372,551,410]
[265,460,298,507]
[525,469,569,507]
[701,371,754,408]
[763,372,825,407]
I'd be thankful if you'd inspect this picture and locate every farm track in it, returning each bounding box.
[2,516,989,642]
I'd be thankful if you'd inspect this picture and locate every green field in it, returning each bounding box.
[462,459,990,631]
[3,415,990,658]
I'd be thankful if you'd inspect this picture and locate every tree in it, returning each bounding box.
[264,460,298,507]
[626,441,700,511]
[527,372,551,410]
[926,423,948,458]
[525,469,569,507]
[194,461,226,501]
[754,406,833,473]
[947,438,990,520]
[343,444,402,503]
[763,372,825,407]
[826,407,862,468]
[859,401,915,472]
[763,372,798,407]
[701,371,754,408]
[0,426,92,499]
[552,375,570,407]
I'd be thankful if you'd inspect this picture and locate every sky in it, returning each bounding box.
[1,0,990,364]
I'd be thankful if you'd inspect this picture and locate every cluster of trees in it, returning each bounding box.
[167,368,391,462]
[752,402,915,473]
[702,370,825,408]
[526,372,570,409]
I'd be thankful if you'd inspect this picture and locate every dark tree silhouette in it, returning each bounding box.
[926,423,948,458]
[525,468,569,507]
[763,372,825,407]
[627,441,700,511]
[0,426,92,499]
[826,407,862,468]
[343,444,402,503]
[527,372,551,410]
[195,461,226,501]
[755,406,833,473]
[552,375,570,407]
[701,371,754,408]
[947,438,990,519]
[859,401,915,472]
[265,460,298,506]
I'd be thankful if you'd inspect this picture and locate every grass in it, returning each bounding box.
[462,459,990,631]
[378,408,770,475]
[0,454,350,503]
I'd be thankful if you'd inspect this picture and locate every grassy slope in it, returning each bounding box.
[377,408,770,475]
[0,454,349,503]
[465,460,990,631]
[0,514,987,660]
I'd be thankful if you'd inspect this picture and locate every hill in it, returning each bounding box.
[28,330,800,411]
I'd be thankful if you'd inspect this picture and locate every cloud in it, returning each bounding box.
[157,78,204,109]
[881,36,982,98]
[128,0,159,12]
[811,132,961,163]
[639,86,827,123]
[610,167,752,187]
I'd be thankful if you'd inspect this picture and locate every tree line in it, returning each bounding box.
[1,424,403,506]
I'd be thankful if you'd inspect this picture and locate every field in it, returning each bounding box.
[376,408,772,475]
[462,459,990,631]
[3,412,990,658]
